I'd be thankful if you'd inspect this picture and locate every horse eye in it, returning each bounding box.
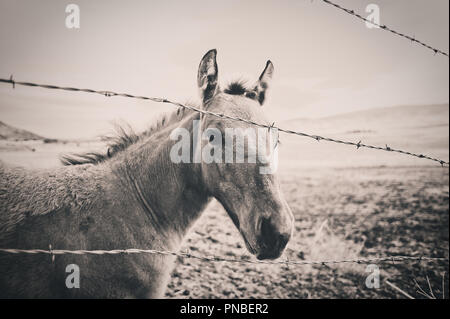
[209,135,214,142]
[246,91,256,99]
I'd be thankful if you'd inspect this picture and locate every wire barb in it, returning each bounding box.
[49,244,55,263]
[9,75,15,89]
[269,122,276,131]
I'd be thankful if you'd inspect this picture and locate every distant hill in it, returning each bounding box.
[0,121,45,141]
[282,104,449,134]
[277,104,448,168]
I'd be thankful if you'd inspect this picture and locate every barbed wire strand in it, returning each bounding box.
[1,77,448,166]
[319,0,449,57]
[0,248,447,266]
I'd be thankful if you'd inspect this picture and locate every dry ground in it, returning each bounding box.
[167,166,449,299]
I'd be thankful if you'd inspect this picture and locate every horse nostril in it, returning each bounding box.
[260,217,275,245]
[260,217,290,252]
[257,217,291,260]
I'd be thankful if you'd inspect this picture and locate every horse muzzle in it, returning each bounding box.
[255,216,291,260]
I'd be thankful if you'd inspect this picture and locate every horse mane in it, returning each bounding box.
[224,80,248,95]
[224,80,258,101]
[62,79,257,166]
[61,105,193,166]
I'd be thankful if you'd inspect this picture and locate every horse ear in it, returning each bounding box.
[197,49,219,105]
[253,60,274,105]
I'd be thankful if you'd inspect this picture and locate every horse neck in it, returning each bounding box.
[110,111,210,246]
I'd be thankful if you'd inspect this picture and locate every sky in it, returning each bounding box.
[0,0,448,139]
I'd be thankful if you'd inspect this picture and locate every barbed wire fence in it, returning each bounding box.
[0,76,448,266]
[0,1,449,268]
[0,248,448,266]
[0,4,448,300]
[1,77,448,167]
[318,0,449,57]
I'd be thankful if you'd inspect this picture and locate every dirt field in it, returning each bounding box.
[167,166,449,299]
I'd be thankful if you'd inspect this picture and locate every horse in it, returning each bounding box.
[0,49,294,298]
